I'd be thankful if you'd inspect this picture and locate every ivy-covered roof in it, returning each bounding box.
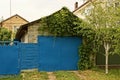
[39,7,81,36]
[15,7,81,40]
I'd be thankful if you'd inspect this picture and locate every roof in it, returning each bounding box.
[15,8,61,40]
[73,0,95,13]
[15,16,43,40]
[0,14,29,23]
[15,7,75,40]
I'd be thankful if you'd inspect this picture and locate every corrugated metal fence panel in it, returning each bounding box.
[38,36,82,71]
[20,43,38,70]
[0,42,20,75]
[96,53,120,65]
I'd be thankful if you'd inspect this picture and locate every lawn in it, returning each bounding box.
[54,71,80,80]
[0,71,48,80]
[78,68,120,80]
[0,69,120,80]
[0,75,22,80]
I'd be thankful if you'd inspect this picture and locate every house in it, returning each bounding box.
[73,0,117,19]
[0,14,29,34]
[15,14,54,43]
[73,0,94,19]
[15,7,79,43]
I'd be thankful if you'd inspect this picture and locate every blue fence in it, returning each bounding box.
[0,41,20,75]
[38,36,82,71]
[0,36,82,75]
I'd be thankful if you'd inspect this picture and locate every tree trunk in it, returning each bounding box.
[104,42,110,74]
[105,48,108,74]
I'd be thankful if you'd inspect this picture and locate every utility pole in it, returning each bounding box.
[10,0,13,41]
[10,0,11,16]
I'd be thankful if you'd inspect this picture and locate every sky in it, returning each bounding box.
[0,0,83,22]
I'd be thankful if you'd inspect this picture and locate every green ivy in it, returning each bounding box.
[38,7,81,36]
[78,44,92,70]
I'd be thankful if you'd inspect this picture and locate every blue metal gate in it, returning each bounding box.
[20,43,38,70]
[38,36,82,71]
[0,41,20,75]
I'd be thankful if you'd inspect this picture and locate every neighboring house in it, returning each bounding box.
[73,0,117,19]
[0,14,29,33]
[73,0,94,19]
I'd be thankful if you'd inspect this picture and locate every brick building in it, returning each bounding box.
[0,14,28,33]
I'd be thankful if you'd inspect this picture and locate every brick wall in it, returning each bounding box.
[27,22,52,43]
[27,23,39,43]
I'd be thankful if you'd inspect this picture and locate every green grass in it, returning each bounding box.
[79,68,120,80]
[0,75,22,80]
[0,71,48,80]
[54,71,80,80]
[0,69,120,80]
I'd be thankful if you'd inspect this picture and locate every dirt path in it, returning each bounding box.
[72,71,86,80]
[21,72,40,80]
[47,72,56,80]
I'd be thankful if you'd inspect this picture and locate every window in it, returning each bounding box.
[14,26,19,33]
[83,5,94,16]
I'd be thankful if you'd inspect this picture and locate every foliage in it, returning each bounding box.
[111,28,120,54]
[38,7,82,36]
[75,0,120,72]
[0,27,11,41]
[89,1,120,74]
[88,0,119,72]
[75,21,97,70]
[78,45,92,70]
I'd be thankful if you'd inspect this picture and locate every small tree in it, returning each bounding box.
[87,1,120,74]
[0,27,11,41]
[75,0,120,73]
